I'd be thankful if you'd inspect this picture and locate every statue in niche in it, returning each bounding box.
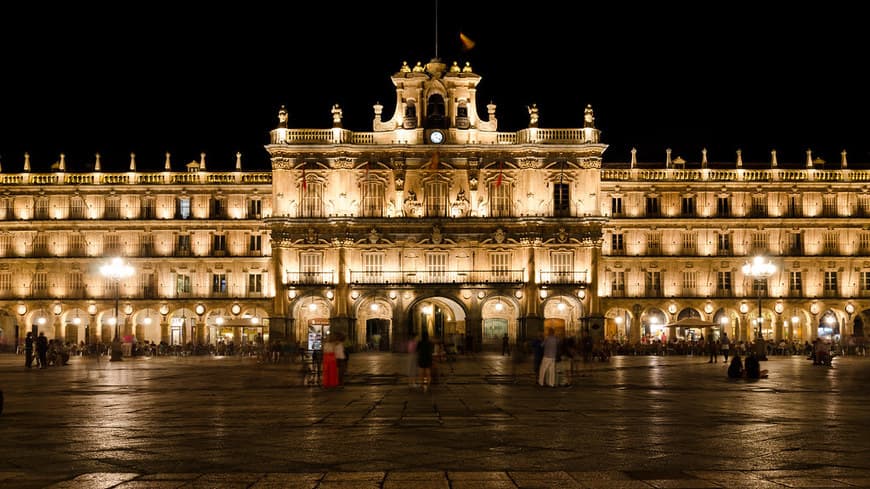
[452,188,470,217]
[403,190,422,217]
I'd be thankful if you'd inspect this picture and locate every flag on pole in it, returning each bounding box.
[460,32,476,51]
[301,168,307,191]
[495,160,503,187]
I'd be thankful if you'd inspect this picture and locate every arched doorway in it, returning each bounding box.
[641,308,667,343]
[357,297,392,351]
[410,297,466,350]
[481,295,518,351]
[818,309,840,340]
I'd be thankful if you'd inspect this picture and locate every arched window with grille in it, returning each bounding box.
[425,180,448,217]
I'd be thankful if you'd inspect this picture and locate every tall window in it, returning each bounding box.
[611,271,625,297]
[248,273,263,294]
[33,234,49,257]
[553,183,570,217]
[823,195,837,217]
[648,232,661,254]
[426,253,447,281]
[362,180,385,217]
[141,198,155,219]
[70,197,85,219]
[611,197,623,216]
[213,234,226,254]
[35,198,49,219]
[489,182,512,217]
[489,252,510,280]
[682,233,696,254]
[717,196,730,217]
[824,232,838,255]
[718,233,731,256]
[788,232,803,255]
[861,232,870,254]
[176,274,192,295]
[69,272,84,296]
[211,198,225,219]
[33,272,48,295]
[752,232,766,253]
[683,271,698,295]
[861,272,870,294]
[0,272,10,296]
[716,271,732,296]
[426,181,449,217]
[824,271,838,296]
[645,196,660,216]
[301,252,323,283]
[611,233,624,255]
[551,252,573,283]
[681,196,695,216]
[0,234,9,257]
[177,197,191,219]
[104,235,120,255]
[363,252,384,280]
[789,271,802,296]
[249,235,262,254]
[787,195,802,217]
[141,273,156,297]
[751,195,767,217]
[301,182,323,217]
[212,273,228,295]
[248,199,262,219]
[176,235,191,256]
[105,199,120,219]
[645,271,661,296]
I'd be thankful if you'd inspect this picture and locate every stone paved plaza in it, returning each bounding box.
[1,352,870,488]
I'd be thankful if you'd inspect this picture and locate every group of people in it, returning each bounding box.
[727,352,769,379]
[320,333,348,388]
[23,331,69,369]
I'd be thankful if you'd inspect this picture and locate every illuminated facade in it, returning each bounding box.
[0,59,864,351]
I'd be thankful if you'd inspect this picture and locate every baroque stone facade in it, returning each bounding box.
[0,59,865,351]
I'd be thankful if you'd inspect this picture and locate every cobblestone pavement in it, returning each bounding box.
[1,352,869,488]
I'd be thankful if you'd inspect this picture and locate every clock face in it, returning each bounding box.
[429,130,444,144]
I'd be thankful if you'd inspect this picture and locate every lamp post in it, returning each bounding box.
[742,256,776,339]
[100,257,134,361]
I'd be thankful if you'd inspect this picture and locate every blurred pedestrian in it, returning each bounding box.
[24,332,34,368]
[538,328,559,387]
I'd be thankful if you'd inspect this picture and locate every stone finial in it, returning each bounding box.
[487,102,496,118]
[331,104,343,128]
[462,61,472,73]
[94,153,101,172]
[165,152,171,170]
[666,148,672,167]
[584,104,595,128]
[412,61,424,73]
[841,149,848,169]
[24,152,31,172]
[701,148,708,168]
[277,105,288,128]
[129,152,136,171]
[235,152,242,170]
[450,61,461,73]
[630,147,637,168]
[771,149,778,167]
[400,61,411,73]
[373,101,383,119]
[736,149,743,167]
[806,149,813,168]
[200,152,206,170]
[59,153,66,171]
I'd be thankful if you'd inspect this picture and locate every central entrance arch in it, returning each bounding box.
[408,296,467,348]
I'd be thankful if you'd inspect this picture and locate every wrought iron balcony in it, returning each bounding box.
[285,271,335,285]
[539,270,588,286]
[349,270,524,285]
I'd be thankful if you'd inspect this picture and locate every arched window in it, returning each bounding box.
[426,94,446,129]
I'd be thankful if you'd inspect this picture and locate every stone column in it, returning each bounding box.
[630,304,642,345]
[160,319,169,344]
[329,244,355,342]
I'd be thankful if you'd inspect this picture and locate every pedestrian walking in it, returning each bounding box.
[721,332,731,362]
[501,333,509,356]
[538,328,559,387]
[36,332,48,369]
[24,332,34,368]
[417,330,434,392]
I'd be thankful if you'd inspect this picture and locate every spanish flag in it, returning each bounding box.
[495,160,503,187]
[460,32,476,51]
[301,168,307,191]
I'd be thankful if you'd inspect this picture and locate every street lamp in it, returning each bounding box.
[100,257,134,361]
[742,256,776,339]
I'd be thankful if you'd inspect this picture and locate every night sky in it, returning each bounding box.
[1,3,867,172]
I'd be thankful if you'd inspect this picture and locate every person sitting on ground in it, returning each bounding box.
[727,354,744,379]
[744,352,769,379]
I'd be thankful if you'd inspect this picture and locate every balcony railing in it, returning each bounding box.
[349,270,524,285]
[539,270,588,285]
[285,272,335,285]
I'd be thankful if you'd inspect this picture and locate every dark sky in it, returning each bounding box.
[1,3,867,172]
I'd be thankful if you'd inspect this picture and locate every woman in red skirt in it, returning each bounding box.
[321,335,339,388]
